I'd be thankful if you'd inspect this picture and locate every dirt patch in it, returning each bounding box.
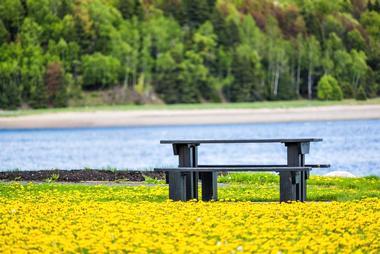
[0,170,165,182]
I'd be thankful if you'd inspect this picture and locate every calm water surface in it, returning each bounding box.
[0,119,379,176]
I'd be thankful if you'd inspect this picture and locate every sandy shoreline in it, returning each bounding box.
[0,105,379,129]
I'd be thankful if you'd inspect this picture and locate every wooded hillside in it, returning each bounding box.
[1,0,380,109]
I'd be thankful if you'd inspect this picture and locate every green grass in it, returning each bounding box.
[219,173,380,202]
[143,175,166,184]
[1,173,379,202]
[1,98,380,117]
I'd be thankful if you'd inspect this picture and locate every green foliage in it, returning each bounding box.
[143,176,165,184]
[0,0,379,109]
[0,58,21,109]
[183,0,214,28]
[0,82,21,110]
[347,30,366,51]
[317,75,343,100]
[0,0,24,40]
[29,82,49,109]
[229,45,262,102]
[82,53,121,89]
[0,20,9,44]
[45,173,60,183]
[19,18,42,47]
[341,82,355,98]
[118,0,144,20]
[218,173,278,185]
[356,86,367,100]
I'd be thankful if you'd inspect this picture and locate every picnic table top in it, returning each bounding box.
[160,138,322,144]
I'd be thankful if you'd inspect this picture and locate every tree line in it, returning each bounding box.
[1,0,380,109]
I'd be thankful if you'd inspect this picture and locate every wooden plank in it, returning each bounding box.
[192,146,199,200]
[154,167,311,172]
[160,138,322,144]
[197,164,330,168]
[300,155,306,202]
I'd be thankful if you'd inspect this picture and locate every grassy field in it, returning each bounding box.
[1,174,379,253]
[1,98,380,117]
[217,173,380,201]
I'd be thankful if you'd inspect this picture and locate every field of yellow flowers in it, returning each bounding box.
[0,174,379,253]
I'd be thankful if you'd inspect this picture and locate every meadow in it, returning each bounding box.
[0,174,379,253]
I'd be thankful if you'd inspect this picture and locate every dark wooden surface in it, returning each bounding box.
[154,166,311,172]
[197,164,330,168]
[161,138,322,144]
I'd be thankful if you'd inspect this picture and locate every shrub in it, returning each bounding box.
[29,82,48,109]
[317,75,343,101]
[0,61,22,109]
[340,82,354,98]
[0,82,21,110]
[355,86,367,100]
[82,53,121,89]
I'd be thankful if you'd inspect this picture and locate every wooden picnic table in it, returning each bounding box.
[155,138,329,202]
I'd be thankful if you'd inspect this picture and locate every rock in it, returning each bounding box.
[324,171,356,178]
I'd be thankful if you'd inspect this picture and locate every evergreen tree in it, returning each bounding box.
[44,62,68,107]
[0,61,21,109]
[30,82,49,108]
[183,0,212,28]
[118,0,144,20]
[0,0,25,41]
[229,45,263,102]
[0,21,9,45]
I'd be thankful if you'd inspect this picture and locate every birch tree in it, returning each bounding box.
[304,35,321,99]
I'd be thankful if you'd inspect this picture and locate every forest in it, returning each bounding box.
[0,0,380,109]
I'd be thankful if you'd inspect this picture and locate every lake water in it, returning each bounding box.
[0,119,379,176]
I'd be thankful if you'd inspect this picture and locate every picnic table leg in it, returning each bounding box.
[280,144,297,202]
[281,142,309,202]
[281,143,298,202]
[168,144,195,201]
[168,172,186,201]
[200,171,218,201]
[179,145,195,201]
[192,146,199,200]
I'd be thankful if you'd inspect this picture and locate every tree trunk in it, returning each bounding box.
[296,53,301,96]
[273,63,280,96]
[123,57,129,88]
[354,75,360,92]
[308,62,313,100]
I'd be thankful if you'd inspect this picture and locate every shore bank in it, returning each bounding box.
[0,170,165,182]
[0,104,379,129]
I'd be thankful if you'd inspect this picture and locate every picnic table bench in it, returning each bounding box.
[154,139,329,202]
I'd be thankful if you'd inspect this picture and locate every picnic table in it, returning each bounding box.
[154,139,329,202]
